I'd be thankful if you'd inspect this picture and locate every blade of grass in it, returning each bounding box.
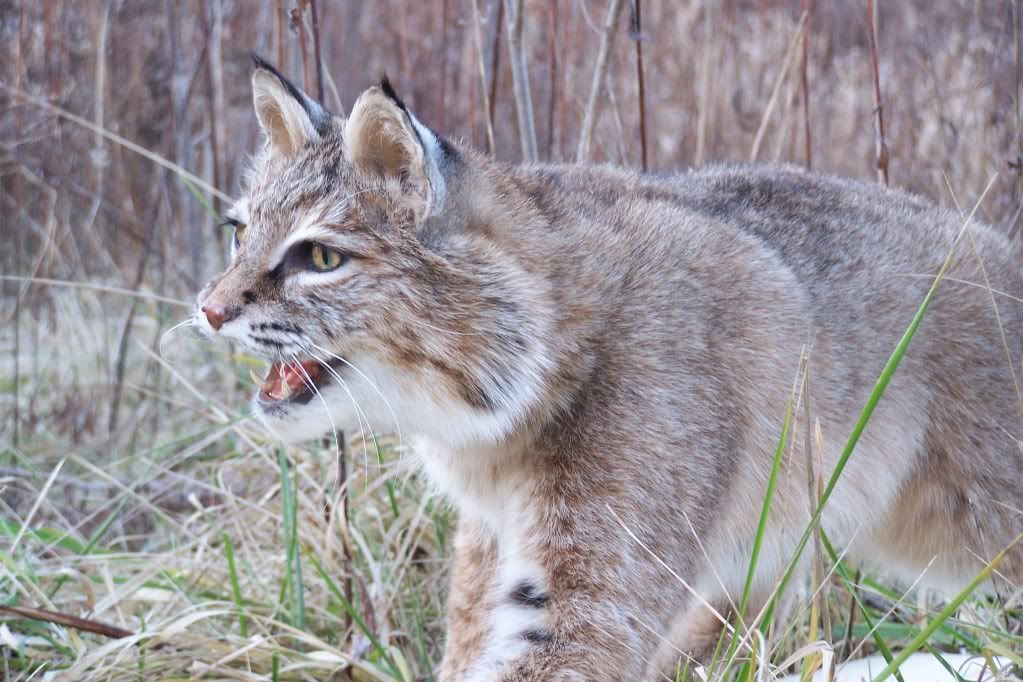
[717,397,794,674]
[370,432,400,519]
[179,174,220,221]
[922,642,968,682]
[222,532,248,638]
[819,531,904,682]
[307,553,403,680]
[278,447,305,630]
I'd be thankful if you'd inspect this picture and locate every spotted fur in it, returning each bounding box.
[196,59,1023,679]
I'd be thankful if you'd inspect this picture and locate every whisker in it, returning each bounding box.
[290,351,341,459]
[306,340,403,450]
[290,352,345,494]
[300,344,375,475]
[158,317,197,358]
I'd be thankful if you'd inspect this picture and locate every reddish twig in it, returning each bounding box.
[631,0,648,171]
[204,0,224,215]
[13,1,25,448]
[275,0,285,69]
[1010,0,1021,239]
[1,604,134,641]
[439,0,449,128]
[310,0,325,102]
[43,0,59,96]
[866,0,888,186]
[546,0,559,159]
[489,0,504,129]
[290,8,311,93]
[800,0,812,169]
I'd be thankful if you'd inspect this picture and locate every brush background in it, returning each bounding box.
[1,1,1021,680]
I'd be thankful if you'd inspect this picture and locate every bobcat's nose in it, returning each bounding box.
[202,303,239,331]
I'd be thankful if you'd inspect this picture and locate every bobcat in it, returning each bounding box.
[196,58,1023,680]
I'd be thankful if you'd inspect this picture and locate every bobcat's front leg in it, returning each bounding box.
[439,509,656,681]
[439,520,500,680]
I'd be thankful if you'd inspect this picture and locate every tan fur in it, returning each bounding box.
[197,62,1023,680]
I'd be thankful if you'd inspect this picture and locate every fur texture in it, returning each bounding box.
[196,61,1023,680]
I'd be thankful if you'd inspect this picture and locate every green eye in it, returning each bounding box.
[310,244,345,270]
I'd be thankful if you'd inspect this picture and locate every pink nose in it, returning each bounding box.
[201,304,236,331]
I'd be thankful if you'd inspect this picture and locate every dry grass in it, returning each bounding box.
[2,1,1022,679]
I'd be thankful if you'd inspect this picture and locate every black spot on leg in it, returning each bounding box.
[509,582,548,609]
[522,629,553,644]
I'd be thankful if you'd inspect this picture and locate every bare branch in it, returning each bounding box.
[290,7,311,93]
[275,0,285,69]
[310,0,325,102]
[631,0,648,171]
[576,0,626,163]
[471,0,497,155]
[546,0,560,160]
[867,0,889,185]
[749,11,808,162]
[489,0,504,130]
[505,0,538,162]
[800,0,812,169]
[0,604,134,640]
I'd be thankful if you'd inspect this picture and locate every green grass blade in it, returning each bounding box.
[370,432,401,519]
[721,398,794,674]
[179,173,219,220]
[307,553,403,680]
[222,532,248,638]
[278,447,305,630]
[922,642,967,682]
[819,531,903,682]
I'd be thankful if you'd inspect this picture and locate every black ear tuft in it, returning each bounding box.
[251,53,330,132]
[378,74,409,113]
[250,53,275,72]
[252,54,309,109]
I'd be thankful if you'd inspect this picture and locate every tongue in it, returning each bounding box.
[260,360,323,400]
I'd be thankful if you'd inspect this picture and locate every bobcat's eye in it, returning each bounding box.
[222,217,246,258]
[232,224,247,250]
[310,244,346,271]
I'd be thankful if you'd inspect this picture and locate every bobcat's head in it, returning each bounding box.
[195,58,553,447]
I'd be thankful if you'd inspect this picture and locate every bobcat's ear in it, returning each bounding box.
[251,54,329,156]
[344,76,449,214]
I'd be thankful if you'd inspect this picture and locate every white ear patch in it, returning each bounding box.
[344,86,446,215]
[408,114,447,213]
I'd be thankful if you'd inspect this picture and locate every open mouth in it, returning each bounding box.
[252,359,337,408]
